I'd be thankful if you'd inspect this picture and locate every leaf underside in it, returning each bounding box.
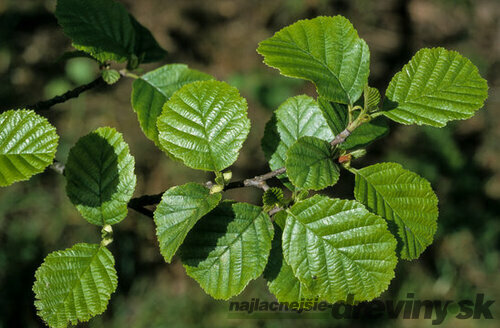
[282,195,397,303]
[383,47,488,127]
[33,243,118,328]
[354,162,439,259]
[180,201,273,300]
[65,127,136,226]
[0,110,59,187]
[55,0,166,64]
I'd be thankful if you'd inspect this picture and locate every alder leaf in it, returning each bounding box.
[157,80,250,172]
[55,0,166,64]
[282,195,397,303]
[180,201,273,300]
[353,162,439,259]
[154,182,221,263]
[0,110,59,187]
[383,47,488,127]
[262,187,284,210]
[102,69,120,85]
[263,222,313,303]
[257,16,370,104]
[65,127,136,226]
[131,64,213,145]
[364,86,381,111]
[33,243,117,328]
[261,95,334,189]
[285,136,339,190]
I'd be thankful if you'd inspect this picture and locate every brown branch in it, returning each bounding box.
[19,76,105,112]
[126,126,356,218]
[330,128,352,146]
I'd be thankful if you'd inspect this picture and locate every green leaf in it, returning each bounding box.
[154,182,221,263]
[261,114,290,187]
[33,243,117,328]
[129,15,168,64]
[262,187,284,210]
[55,0,166,64]
[180,201,273,300]
[282,195,397,303]
[383,47,488,127]
[131,64,213,145]
[102,69,120,85]
[261,95,334,189]
[157,80,250,172]
[318,98,388,149]
[257,16,370,104]
[65,127,136,226]
[364,86,381,112]
[353,162,439,259]
[285,136,339,190]
[263,223,313,303]
[0,110,59,187]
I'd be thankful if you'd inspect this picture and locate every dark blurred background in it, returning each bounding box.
[0,0,499,327]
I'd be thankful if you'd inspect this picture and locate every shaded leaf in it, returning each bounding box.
[318,98,388,149]
[364,86,381,112]
[65,127,136,225]
[131,64,213,145]
[180,201,273,300]
[263,223,313,302]
[261,95,334,189]
[154,183,221,263]
[55,0,166,64]
[285,136,339,190]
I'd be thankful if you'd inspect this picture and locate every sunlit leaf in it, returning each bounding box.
[33,243,117,328]
[65,127,136,225]
[157,80,250,172]
[383,48,488,127]
[354,162,439,259]
[258,16,370,104]
[282,195,397,302]
[0,110,59,186]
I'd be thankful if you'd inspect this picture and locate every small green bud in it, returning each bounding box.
[350,149,367,158]
[223,171,232,182]
[210,184,224,194]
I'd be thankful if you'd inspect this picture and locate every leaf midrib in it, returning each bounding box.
[355,170,425,254]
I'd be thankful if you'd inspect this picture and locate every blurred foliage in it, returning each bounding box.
[0,0,499,327]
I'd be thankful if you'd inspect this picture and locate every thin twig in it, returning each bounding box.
[126,125,355,217]
[7,76,106,113]
[127,202,154,218]
[330,128,352,146]
[268,207,283,216]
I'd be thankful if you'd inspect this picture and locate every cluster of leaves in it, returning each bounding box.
[0,1,488,327]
